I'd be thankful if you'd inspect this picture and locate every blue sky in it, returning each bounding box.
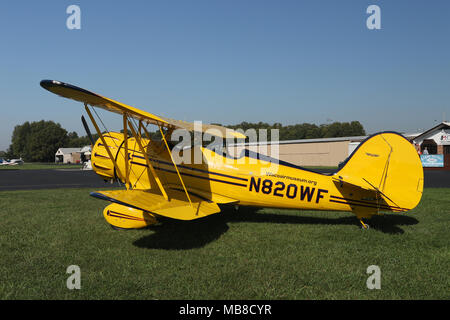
[1,0,449,150]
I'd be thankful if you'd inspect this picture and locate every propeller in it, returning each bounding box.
[81,115,95,145]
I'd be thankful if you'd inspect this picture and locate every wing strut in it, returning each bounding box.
[84,104,125,183]
[159,125,194,209]
[123,113,130,189]
[127,120,169,201]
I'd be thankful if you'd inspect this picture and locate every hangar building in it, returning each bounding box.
[55,148,81,164]
[230,122,449,170]
[55,146,91,164]
[230,135,367,167]
[229,131,428,168]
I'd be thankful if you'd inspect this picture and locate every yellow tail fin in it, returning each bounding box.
[334,132,423,211]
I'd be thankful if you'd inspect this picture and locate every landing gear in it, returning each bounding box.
[359,219,370,230]
[354,209,374,230]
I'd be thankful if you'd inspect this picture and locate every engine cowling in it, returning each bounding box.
[91,132,124,181]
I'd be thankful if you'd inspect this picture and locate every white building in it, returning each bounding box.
[412,122,450,168]
[55,148,82,164]
[412,122,450,154]
[55,145,92,165]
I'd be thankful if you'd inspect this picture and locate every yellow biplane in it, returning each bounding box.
[41,80,423,230]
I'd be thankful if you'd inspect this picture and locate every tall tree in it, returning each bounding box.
[7,121,69,162]
[225,120,365,141]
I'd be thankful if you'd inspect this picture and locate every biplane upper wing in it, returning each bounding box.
[91,188,220,220]
[40,80,246,139]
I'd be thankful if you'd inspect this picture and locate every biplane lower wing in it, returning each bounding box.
[91,188,221,220]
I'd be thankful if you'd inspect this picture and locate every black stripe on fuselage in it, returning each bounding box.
[329,197,407,212]
[131,154,248,182]
[330,195,408,211]
[129,161,247,187]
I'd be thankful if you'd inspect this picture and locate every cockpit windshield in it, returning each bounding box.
[204,143,246,159]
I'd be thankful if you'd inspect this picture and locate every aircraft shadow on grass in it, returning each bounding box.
[132,206,419,250]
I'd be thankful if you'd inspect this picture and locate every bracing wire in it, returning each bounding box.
[90,106,144,188]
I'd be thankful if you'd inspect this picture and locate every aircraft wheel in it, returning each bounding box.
[361,223,370,230]
[359,219,370,230]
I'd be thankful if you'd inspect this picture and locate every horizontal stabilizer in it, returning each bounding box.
[91,188,220,220]
[332,176,375,192]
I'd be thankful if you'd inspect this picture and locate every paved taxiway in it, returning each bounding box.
[0,168,448,191]
[0,169,118,191]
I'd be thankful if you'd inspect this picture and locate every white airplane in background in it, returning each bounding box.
[10,158,24,165]
[0,158,24,166]
[0,158,12,166]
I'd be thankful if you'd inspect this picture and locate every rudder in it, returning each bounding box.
[334,132,423,212]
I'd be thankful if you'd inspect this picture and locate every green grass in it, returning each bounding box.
[0,163,82,170]
[0,188,448,299]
